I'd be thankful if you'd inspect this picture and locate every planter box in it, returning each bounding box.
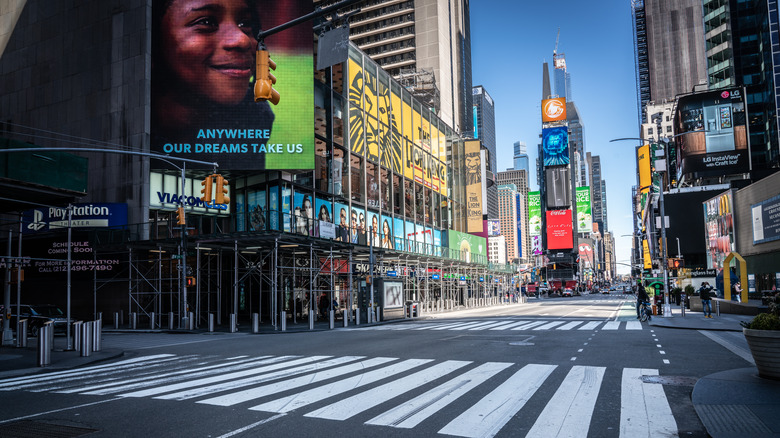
[743,327,780,380]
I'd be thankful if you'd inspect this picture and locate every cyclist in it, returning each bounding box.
[636,281,650,320]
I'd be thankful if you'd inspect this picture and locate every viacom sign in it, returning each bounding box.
[23,203,128,234]
[150,171,230,216]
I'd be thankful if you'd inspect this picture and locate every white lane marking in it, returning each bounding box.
[659,351,666,355]
[412,322,458,330]
[656,344,662,348]
[186,357,393,404]
[663,360,670,364]
[570,357,577,361]
[535,321,568,330]
[698,330,755,365]
[108,356,320,397]
[578,321,601,330]
[249,359,432,413]
[578,349,583,353]
[52,356,270,394]
[556,321,584,330]
[619,368,677,438]
[365,362,512,429]
[469,321,513,330]
[216,413,286,438]
[432,322,477,330]
[305,360,471,421]
[452,321,500,331]
[625,321,643,330]
[0,354,176,389]
[488,321,529,330]
[0,397,122,425]
[438,364,557,438]
[510,321,547,330]
[526,366,606,437]
[602,321,621,330]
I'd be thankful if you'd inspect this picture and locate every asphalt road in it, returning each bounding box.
[0,294,753,438]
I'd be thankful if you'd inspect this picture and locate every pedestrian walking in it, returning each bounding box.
[699,282,713,318]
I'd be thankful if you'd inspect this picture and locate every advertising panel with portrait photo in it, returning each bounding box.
[151,0,314,170]
[293,192,314,236]
[381,214,394,249]
[542,126,570,167]
[334,201,350,243]
[674,88,749,179]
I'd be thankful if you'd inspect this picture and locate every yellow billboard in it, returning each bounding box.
[642,238,652,270]
[638,144,651,195]
[465,140,483,233]
[403,139,414,180]
[347,58,366,158]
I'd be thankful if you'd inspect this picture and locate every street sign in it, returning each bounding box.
[432,274,440,280]
[387,271,397,277]
[479,277,484,282]
[172,254,183,260]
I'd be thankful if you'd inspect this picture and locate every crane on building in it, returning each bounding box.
[553,27,565,70]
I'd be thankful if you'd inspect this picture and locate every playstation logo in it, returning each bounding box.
[28,209,46,231]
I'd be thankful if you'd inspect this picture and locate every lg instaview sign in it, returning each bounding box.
[150,0,314,170]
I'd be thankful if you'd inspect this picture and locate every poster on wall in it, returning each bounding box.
[247,190,266,232]
[381,214,394,249]
[465,140,483,233]
[334,201,350,242]
[367,210,381,247]
[383,281,404,309]
[751,195,780,244]
[394,217,405,250]
[703,191,735,269]
[576,186,592,234]
[293,192,314,236]
[546,209,573,250]
[446,230,487,264]
[150,0,314,170]
[528,191,542,237]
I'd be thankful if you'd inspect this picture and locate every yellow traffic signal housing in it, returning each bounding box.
[254,49,280,105]
[215,174,230,205]
[176,206,186,225]
[200,175,213,203]
[186,276,196,287]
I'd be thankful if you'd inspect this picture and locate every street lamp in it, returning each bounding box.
[610,136,673,318]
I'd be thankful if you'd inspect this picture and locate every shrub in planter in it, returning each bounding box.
[741,293,780,380]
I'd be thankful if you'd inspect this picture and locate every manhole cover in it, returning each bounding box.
[0,420,98,438]
[641,375,698,386]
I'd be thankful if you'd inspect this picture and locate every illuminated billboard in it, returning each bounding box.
[150,0,314,170]
[542,97,567,123]
[703,191,735,269]
[465,140,483,233]
[546,209,573,250]
[487,219,501,236]
[528,191,542,236]
[446,229,487,264]
[542,126,570,166]
[674,88,749,179]
[575,186,592,234]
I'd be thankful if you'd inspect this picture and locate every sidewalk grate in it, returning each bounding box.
[696,404,773,435]
[0,420,98,437]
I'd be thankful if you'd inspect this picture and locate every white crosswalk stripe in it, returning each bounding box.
[0,354,680,437]
[353,319,644,332]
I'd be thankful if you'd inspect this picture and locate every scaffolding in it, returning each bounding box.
[397,67,441,115]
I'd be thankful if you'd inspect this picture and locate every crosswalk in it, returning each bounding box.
[0,354,678,437]
[353,319,644,332]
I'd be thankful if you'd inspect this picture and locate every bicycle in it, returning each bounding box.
[638,301,652,322]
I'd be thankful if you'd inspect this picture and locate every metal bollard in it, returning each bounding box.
[37,324,51,367]
[119,309,123,328]
[114,312,119,330]
[716,300,720,317]
[150,312,156,330]
[208,313,215,332]
[130,312,137,330]
[355,309,360,326]
[189,312,195,330]
[375,307,380,323]
[93,319,102,352]
[329,310,334,329]
[281,311,286,332]
[73,321,83,352]
[343,310,348,327]
[253,313,259,333]
[80,322,92,357]
[309,310,314,330]
[229,313,237,333]
[17,320,28,348]
[48,321,54,351]
[408,304,414,318]
[168,312,174,330]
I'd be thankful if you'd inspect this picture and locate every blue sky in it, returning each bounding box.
[471,0,640,275]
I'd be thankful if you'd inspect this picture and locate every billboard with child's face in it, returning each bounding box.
[151,0,314,169]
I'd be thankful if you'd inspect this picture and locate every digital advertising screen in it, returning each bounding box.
[542,97,567,123]
[542,126,570,167]
[150,0,314,170]
[674,88,749,179]
[546,209,573,250]
[575,186,592,234]
[703,191,735,269]
[465,140,483,233]
[528,191,542,237]
[446,230,487,264]
[487,219,501,236]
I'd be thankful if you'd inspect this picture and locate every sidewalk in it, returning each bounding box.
[648,308,746,331]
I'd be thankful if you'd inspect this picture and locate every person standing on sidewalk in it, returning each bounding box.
[699,282,713,318]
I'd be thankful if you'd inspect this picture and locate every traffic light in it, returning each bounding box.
[254,48,280,105]
[176,206,186,225]
[186,276,196,287]
[215,174,230,205]
[200,175,213,203]
[673,258,684,269]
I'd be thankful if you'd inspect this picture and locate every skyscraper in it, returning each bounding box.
[473,85,498,220]
[334,0,474,135]
[498,184,520,263]
[497,170,530,263]
[566,102,586,187]
[513,141,530,176]
[554,53,572,100]
[632,0,708,124]
[587,153,608,234]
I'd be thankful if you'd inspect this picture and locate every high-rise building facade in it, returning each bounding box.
[566,102,587,187]
[587,153,608,234]
[497,184,520,262]
[488,235,507,265]
[335,0,474,135]
[496,170,530,263]
[473,85,497,220]
[554,53,572,100]
[632,0,708,124]
[513,141,530,176]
